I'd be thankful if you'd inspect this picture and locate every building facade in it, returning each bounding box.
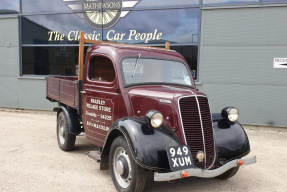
[0,0,287,127]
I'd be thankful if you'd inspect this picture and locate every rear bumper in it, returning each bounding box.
[154,156,256,182]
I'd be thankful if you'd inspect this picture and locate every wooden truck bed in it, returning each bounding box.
[46,76,80,109]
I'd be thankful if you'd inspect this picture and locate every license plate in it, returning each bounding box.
[166,145,194,172]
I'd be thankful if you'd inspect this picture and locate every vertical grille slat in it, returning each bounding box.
[179,96,215,169]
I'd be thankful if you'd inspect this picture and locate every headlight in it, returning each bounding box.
[221,107,239,122]
[145,110,163,128]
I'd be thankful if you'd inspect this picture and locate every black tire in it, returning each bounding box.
[57,111,76,151]
[109,136,146,192]
[217,167,239,180]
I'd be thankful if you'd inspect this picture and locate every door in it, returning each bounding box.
[82,55,120,147]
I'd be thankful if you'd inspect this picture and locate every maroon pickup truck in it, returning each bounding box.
[46,32,255,192]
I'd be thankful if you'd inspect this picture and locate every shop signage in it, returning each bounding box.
[273,58,287,68]
[48,29,163,43]
[49,1,163,43]
[82,0,123,29]
[64,0,140,29]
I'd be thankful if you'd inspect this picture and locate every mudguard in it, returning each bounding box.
[212,114,251,162]
[57,106,81,135]
[100,117,180,171]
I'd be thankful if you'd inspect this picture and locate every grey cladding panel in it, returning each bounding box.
[203,7,287,46]
[0,47,20,77]
[201,46,287,86]
[0,77,18,108]
[0,18,19,46]
[0,17,19,77]
[18,79,57,110]
[200,7,287,127]
[198,83,287,127]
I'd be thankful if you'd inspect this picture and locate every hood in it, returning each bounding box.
[128,85,206,129]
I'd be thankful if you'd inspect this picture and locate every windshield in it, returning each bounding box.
[122,58,193,87]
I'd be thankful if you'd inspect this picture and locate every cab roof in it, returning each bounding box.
[87,43,185,62]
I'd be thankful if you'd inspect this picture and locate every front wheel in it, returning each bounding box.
[217,167,239,180]
[57,111,76,151]
[109,136,146,192]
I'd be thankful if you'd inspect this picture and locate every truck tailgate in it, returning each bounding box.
[46,76,79,109]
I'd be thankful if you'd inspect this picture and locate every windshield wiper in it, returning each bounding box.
[132,53,141,77]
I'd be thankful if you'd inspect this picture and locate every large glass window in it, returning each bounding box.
[0,0,19,14]
[171,46,198,79]
[22,46,88,76]
[103,9,200,44]
[136,0,199,9]
[21,0,200,14]
[22,15,102,45]
[22,0,75,14]
[203,0,258,5]
[20,1,200,80]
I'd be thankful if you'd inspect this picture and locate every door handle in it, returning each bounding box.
[80,91,87,94]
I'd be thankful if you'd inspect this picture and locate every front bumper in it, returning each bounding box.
[154,156,256,182]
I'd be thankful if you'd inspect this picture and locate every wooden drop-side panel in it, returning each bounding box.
[46,76,79,109]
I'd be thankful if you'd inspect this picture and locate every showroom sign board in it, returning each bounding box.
[64,0,140,29]
[273,58,287,68]
[47,30,163,43]
[48,0,164,43]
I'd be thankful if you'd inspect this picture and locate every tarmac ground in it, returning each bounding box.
[0,109,287,192]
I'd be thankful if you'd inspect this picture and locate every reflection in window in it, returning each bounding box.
[22,15,102,44]
[171,46,198,79]
[203,0,258,5]
[0,0,19,14]
[22,46,88,76]
[104,9,200,44]
[90,57,115,82]
[136,0,199,9]
[22,0,74,14]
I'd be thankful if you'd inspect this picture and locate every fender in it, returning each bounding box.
[56,106,81,135]
[212,114,250,162]
[100,117,180,171]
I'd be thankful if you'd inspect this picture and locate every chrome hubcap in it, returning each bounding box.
[116,160,124,176]
[113,147,132,188]
[58,119,65,145]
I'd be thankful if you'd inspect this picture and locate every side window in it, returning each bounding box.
[90,56,115,82]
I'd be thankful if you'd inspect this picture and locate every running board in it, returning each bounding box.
[87,151,101,163]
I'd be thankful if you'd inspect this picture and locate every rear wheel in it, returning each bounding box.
[217,167,239,179]
[57,111,76,151]
[109,136,146,192]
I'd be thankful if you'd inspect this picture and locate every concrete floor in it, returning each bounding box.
[0,109,286,192]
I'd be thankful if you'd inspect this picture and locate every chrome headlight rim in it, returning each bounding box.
[145,110,163,128]
[221,107,239,123]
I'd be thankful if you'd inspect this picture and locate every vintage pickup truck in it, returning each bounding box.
[46,32,256,192]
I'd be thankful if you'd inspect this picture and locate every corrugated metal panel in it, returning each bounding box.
[199,6,287,127]
[199,83,287,127]
[0,18,19,77]
[0,17,55,110]
[202,7,287,46]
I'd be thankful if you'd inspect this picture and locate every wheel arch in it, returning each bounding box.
[100,129,124,170]
[56,105,81,135]
[212,113,251,162]
[100,117,180,171]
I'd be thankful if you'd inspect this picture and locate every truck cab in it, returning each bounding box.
[46,32,256,192]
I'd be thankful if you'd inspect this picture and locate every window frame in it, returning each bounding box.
[19,1,202,81]
[89,55,117,83]
[85,53,118,87]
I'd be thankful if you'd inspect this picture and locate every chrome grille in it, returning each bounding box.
[179,96,215,169]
